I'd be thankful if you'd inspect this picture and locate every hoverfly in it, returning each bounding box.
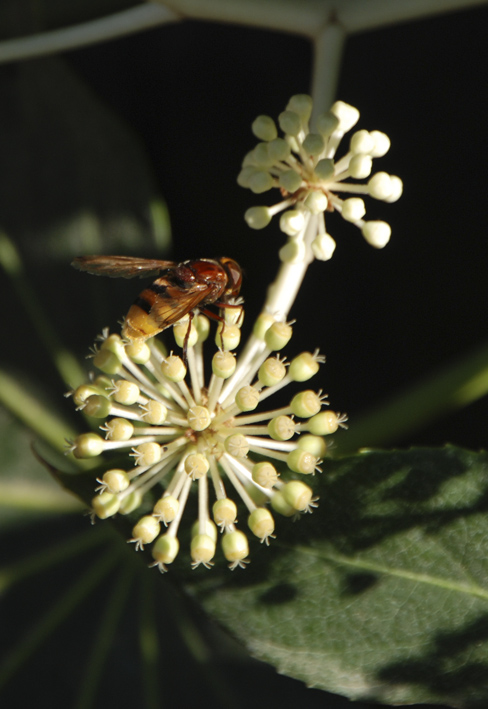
[72,255,243,356]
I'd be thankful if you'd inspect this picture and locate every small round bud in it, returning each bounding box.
[104,417,134,441]
[290,390,322,418]
[308,410,340,435]
[102,469,130,493]
[297,434,327,458]
[161,355,186,382]
[191,519,218,542]
[279,238,306,264]
[253,312,274,340]
[268,137,291,162]
[225,434,249,458]
[314,158,335,180]
[330,100,360,132]
[279,209,305,236]
[119,490,142,515]
[112,380,140,406]
[125,340,151,364]
[133,441,162,466]
[369,130,390,158]
[101,333,126,358]
[349,154,373,179]
[315,111,339,137]
[282,480,314,511]
[235,385,260,412]
[237,166,256,188]
[252,115,278,142]
[361,221,391,248]
[368,171,392,200]
[212,350,236,379]
[252,461,279,488]
[302,133,325,157]
[278,110,301,136]
[248,508,275,541]
[312,233,336,261]
[83,395,112,418]
[93,349,123,376]
[304,191,328,214]
[286,94,313,119]
[342,197,366,223]
[153,495,179,524]
[252,142,275,168]
[287,448,318,474]
[248,170,273,194]
[385,175,403,203]
[268,415,296,441]
[184,452,209,480]
[213,498,237,527]
[173,320,198,349]
[92,492,120,519]
[72,383,101,407]
[288,352,320,382]
[195,314,210,342]
[140,400,167,425]
[152,534,179,566]
[215,323,241,351]
[258,357,287,387]
[191,534,216,566]
[244,206,272,230]
[187,405,211,432]
[265,321,293,351]
[132,515,160,546]
[278,169,302,193]
[222,530,249,564]
[270,489,295,517]
[349,129,374,155]
[72,433,105,458]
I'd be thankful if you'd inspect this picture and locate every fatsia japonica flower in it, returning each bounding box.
[239,95,402,261]
[67,312,346,572]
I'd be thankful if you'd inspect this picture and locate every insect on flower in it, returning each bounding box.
[72,255,243,356]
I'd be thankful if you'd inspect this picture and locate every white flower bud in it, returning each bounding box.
[342,197,366,223]
[362,221,391,248]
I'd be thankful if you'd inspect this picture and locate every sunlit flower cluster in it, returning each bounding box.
[239,95,402,261]
[67,310,345,571]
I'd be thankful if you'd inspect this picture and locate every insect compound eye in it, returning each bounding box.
[220,257,242,296]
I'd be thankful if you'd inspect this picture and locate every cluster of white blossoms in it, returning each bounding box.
[67,311,346,572]
[239,95,402,261]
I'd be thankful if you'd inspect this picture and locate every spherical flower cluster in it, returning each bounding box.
[239,94,402,261]
[66,309,346,572]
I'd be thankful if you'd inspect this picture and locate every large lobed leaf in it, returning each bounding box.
[182,446,488,708]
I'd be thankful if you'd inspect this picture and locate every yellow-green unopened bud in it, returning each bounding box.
[316,111,339,137]
[133,441,161,466]
[290,390,322,418]
[288,352,320,382]
[212,351,236,379]
[185,453,209,479]
[191,519,218,542]
[215,323,241,351]
[258,357,286,387]
[72,383,101,407]
[278,110,301,136]
[125,340,151,364]
[119,490,142,515]
[73,433,105,458]
[314,158,335,180]
[101,333,126,358]
[92,492,120,519]
[83,395,112,418]
[132,515,160,546]
[283,480,314,511]
[191,534,216,565]
[287,448,318,474]
[152,534,179,566]
[248,508,275,541]
[213,498,237,527]
[161,355,186,382]
[93,349,123,375]
[140,400,167,425]
[265,321,293,351]
[102,469,130,493]
[268,137,290,162]
[297,434,327,458]
[195,314,210,342]
[225,434,249,458]
[222,530,249,564]
[112,380,140,406]
[253,312,275,340]
[173,319,198,348]
[252,461,279,488]
[286,94,313,120]
[153,495,179,524]
[271,489,295,517]
[279,170,302,193]
[302,133,325,156]
[104,417,134,441]
[187,405,211,432]
[244,206,272,230]
[308,410,340,435]
[252,115,278,142]
[268,415,295,441]
[235,385,260,411]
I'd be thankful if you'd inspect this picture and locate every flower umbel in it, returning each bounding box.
[240,95,402,260]
[67,312,345,572]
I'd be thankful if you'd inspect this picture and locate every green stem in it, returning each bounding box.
[335,340,488,454]
[0,233,85,389]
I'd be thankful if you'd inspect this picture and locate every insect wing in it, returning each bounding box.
[148,280,212,328]
[71,256,176,279]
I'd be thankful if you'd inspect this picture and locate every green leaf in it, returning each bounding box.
[181,446,488,708]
